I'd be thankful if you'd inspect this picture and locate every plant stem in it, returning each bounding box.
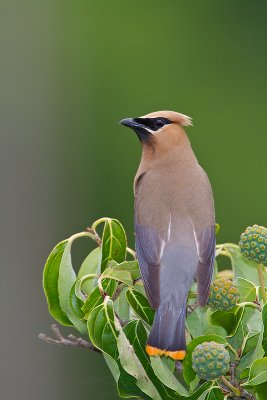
[239,301,262,311]
[39,324,101,353]
[257,263,266,303]
[227,344,239,360]
[91,217,110,231]
[126,247,136,259]
[220,376,241,397]
[112,283,126,301]
[97,276,107,298]
[85,226,102,246]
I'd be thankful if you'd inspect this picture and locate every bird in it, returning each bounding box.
[120,111,215,361]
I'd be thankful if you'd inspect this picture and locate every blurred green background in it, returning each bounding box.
[1,1,267,399]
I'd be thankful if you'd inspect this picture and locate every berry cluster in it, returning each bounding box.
[192,341,230,380]
[208,278,239,311]
[239,225,267,266]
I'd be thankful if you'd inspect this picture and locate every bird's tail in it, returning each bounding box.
[146,300,187,360]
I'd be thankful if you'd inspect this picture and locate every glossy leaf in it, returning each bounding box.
[236,332,264,379]
[123,320,179,399]
[116,318,161,400]
[102,265,133,286]
[88,297,161,399]
[186,307,226,338]
[235,277,257,302]
[43,240,71,325]
[77,247,100,295]
[58,239,86,333]
[242,357,267,387]
[204,388,224,400]
[101,219,127,272]
[150,357,189,396]
[187,382,217,400]
[87,297,118,358]
[262,303,267,355]
[68,283,87,334]
[112,260,140,281]
[183,334,227,385]
[209,305,244,337]
[224,244,266,285]
[82,278,116,318]
[253,382,267,400]
[114,286,130,321]
[75,273,98,302]
[125,287,155,326]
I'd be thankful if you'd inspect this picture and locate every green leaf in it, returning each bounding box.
[58,238,86,333]
[75,273,98,302]
[77,247,100,295]
[82,278,116,318]
[150,357,189,396]
[88,297,161,399]
[242,357,267,387]
[204,388,224,400]
[123,320,179,399]
[187,382,217,400]
[87,296,118,358]
[125,287,155,326]
[224,244,266,285]
[114,287,130,321]
[103,353,120,382]
[262,303,267,355]
[183,334,227,385]
[101,218,127,272]
[69,283,86,331]
[43,240,71,325]
[236,332,264,379]
[235,277,257,302]
[254,382,267,400]
[186,307,226,338]
[115,317,161,399]
[117,368,152,399]
[111,260,140,281]
[102,265,133,286]
[209,305,244,337]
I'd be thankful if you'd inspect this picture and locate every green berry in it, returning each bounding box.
[208,278,239,311]
[239,225,267,266]
[192,341,230,380]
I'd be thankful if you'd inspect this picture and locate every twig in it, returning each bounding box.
[39,324,101,353]
[230,361,238,386]
[186,302,198,316]
[220,376,241,397]
[133,276,142,285]
[257,263,266,303]
[85,226,102,246]
[115,312,128,327]
[240,389,256,400]
[112,283,126,301]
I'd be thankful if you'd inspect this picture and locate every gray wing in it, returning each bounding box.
[135,222,164,309]
[196,225,216,306]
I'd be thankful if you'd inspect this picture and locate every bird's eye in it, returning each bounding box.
[155,119,165,128]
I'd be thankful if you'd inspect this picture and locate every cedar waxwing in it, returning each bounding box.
[120,111,215,360]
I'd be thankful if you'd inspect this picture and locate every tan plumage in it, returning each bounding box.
[120,111,215,360]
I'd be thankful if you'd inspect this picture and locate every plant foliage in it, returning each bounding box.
[42,217,267,399]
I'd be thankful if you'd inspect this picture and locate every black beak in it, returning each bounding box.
[119,117,151,143]
[120,118,142,129]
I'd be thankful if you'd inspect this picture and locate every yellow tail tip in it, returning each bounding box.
[146,345,186,360]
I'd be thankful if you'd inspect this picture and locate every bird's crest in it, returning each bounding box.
[142,110,193,127]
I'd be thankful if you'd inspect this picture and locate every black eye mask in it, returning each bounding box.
[133,117,172,131]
